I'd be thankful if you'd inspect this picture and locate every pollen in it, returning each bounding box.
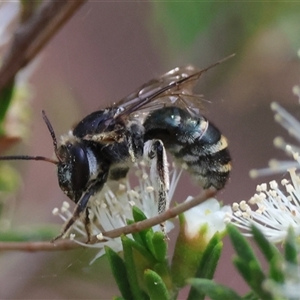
[146,186,154,192]
[128,190,139,199]
[270,180,278,189]
[118,184,126,191]
[96,233,104,241]
[52,208,59,215]
[61,201,70,213]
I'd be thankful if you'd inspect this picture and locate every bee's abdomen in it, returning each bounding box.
[143,107,231,190]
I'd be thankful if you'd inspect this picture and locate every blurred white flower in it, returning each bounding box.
[250,102,300,178]
[53,161,181,262]
[231,168,300,243]
[265,261,300,300]
[250,50,300,179]
[184,197,231,240]
[0,2,19,52]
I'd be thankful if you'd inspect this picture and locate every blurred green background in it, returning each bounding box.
[1,1,300,299]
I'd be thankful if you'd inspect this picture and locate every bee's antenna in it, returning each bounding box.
[0,110,60,165]
[42,110,59,154]
[0,155,58,164]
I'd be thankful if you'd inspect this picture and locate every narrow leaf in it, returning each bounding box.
[269,258,284,284]
[122,236,146,300]
[123,235,155,263]
[105,246,133,300]
[148,231,167,263]
[144,269,169,300]
[227,224,260,265]
[0,80,15,134]
[251,225,284,283]
[284,227,297,265]
[187,236,222,300]
[251,225,280,262]
[188,278,242,300]
[131,206,154,247]
[242,291,260,300]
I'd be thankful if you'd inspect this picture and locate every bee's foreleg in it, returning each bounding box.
[52,173,108,243]
[84,207,92,243]
[146,140,170,238]
[51,189,94,243]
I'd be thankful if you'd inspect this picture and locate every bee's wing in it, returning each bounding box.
[114,65,203,118]
[114,54,234,119]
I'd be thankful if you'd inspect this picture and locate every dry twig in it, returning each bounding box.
[0,0,87,92]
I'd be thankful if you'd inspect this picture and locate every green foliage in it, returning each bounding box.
[185,224,300,300]
[0,226,58,242]
[150,3,300,60]
[227,224,272,299]
[0,80,14,135]
[187,233,223,300]
[188,278,242,300]
[144,269,169,300]
[108,208,172,300]
[107,207,225,300]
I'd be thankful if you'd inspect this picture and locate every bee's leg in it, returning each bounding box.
[52,173,108,243]
[147,140,170,238]
[51,189,94,243]
[84,207,92,243]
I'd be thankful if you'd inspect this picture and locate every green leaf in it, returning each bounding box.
[251,225,284,283]
[227,224,261,265]
[251,225,280,262]
[269,259,284,284]
[132,206,148,222]
[228,225,273,300]
[187,234,223,300]
[0,80,15,134]
[197,234,222,279]
[284,227,298,265]
[242,291,260,300]
[233,257,273,300]
[144,269,169,300]
[233,258,253,283]
[122,235,147,300]
[105,246,134,300]
[127,219,144,246]
[188,278,242,300]
[122,234,155,264]
[146,231,167,263]
[131,206,154,248]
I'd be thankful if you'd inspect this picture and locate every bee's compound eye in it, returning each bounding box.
[69,144,90,191]
[57,143,90,202]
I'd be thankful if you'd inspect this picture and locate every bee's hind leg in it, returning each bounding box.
[146,140,170,238]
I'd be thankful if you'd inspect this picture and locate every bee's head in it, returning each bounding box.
[0,111,92,204]
[41,111,93,203]
[56,141,90,203]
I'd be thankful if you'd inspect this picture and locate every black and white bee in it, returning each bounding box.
[0,55,232,242]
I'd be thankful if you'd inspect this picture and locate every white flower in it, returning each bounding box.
[53,161,181,263]
[231,168,300,243]
[184,197,232,240]
[265,261,300,300]
[250,102,300,178]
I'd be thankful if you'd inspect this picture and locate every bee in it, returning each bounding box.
[0,55,233,242]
